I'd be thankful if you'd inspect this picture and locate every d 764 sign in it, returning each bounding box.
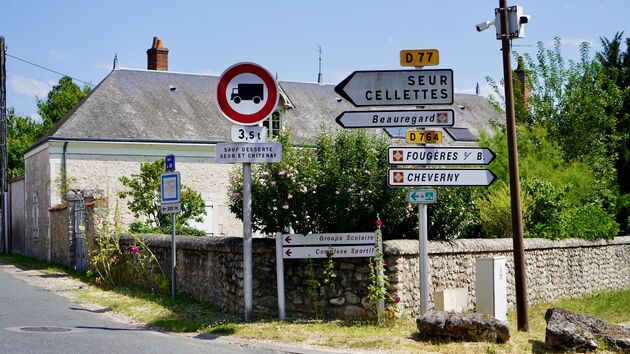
[406,130,442,143]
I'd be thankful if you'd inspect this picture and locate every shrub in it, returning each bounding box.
[228,130,416,239]
[543,205,619,240]
[428,187,481,240]
[475,182,533,238]
[616,194,630,234]
[128,221,206,236]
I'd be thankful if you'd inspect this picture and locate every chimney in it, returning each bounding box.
[147,37,168,71]
[514,56,530,108]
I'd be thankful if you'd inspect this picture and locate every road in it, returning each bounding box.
[0,264,342,354]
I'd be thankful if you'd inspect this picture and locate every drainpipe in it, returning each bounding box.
[62,142,68,187]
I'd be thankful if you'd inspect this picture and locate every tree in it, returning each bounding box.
[6,108,43,177]
[596,32,630,194]
[36,76,91,130]
[118,159,206,234]
[228,130,416,239]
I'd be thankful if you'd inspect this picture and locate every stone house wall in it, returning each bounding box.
[117,234,630,319]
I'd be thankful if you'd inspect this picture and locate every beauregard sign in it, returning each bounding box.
[215,142,282,164]
[335,109,454,128]
[334,69,454,107]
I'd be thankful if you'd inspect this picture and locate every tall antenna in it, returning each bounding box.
[113,54,118,70]
[317,45,322,84]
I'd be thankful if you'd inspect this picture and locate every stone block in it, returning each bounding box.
[416,312,510,344]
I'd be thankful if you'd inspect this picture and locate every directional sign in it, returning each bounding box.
[388,168,497,187]
[216,62,279,126]
[400,49,440,67]
[406,130,442,144]
[334,69,453,107]
[388,147,496,165]
[161,203,181,215]
[160,172,181,204]
[283,245,376,259]
[336,109,454,129]
[408,189,437,204]
[230,125,268,143]
[282,232,376,246]
[215,142,282,163]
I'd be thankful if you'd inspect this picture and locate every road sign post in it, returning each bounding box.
[160,168,180,301]
[216,62,279,322]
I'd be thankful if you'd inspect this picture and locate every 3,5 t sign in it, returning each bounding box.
[230,125,268,143]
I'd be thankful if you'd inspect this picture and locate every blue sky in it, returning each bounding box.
[2,0,629,120]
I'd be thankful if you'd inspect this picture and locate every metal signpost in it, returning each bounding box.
[216,62,279,322]
[160,166,180,301]
[275,232,377,320]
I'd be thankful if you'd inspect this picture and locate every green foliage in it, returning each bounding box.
[428,187,481,240]
[475,182,533,238]
[36,76,91,130]
[128,221,206,237]
[88,197,166,290]
[6,108,42,178]
[521,177,569,236]
[228,130,415,239]
[542,205,619,240]
[118,159,206,232]
[615,194,630,234]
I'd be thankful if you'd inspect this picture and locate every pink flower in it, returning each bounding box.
[112,256,120,264]
[130,246,139,254]
[375,219,383,229]
[394,296,401,303]
[300,186,308,193]
[282,204,289,210]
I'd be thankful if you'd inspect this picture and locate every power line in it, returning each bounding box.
[5,53,96,87]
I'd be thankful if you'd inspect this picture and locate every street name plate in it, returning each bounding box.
[400,49,439,66]
[335,109,454,128]
[406,130,442,143]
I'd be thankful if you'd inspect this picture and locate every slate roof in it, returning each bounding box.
[38,68,502,146]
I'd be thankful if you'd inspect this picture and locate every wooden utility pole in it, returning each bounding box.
[0,36,8,254]
[498,0,529,331]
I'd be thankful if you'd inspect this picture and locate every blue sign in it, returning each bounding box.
[165,154,176,172]
[161,172,181,204]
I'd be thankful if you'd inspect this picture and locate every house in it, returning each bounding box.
[22,37,502,261]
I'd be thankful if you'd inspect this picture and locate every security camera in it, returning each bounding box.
[476,20,494,32]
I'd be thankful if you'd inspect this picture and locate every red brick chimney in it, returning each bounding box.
[147,37,168,71]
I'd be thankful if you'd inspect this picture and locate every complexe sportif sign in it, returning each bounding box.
[334,69,453,107]
[335,109,454,128]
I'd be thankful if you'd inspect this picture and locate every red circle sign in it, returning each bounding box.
[216,62,279,126]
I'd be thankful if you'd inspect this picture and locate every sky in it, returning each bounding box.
[2,0,629,120]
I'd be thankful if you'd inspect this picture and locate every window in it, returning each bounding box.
[188,201,214,236]
[263,111,282,138]
[32,192,39,239]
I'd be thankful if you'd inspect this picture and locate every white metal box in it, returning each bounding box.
[475,256,507,322]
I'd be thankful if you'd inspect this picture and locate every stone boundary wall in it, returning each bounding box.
[126,234,630,319]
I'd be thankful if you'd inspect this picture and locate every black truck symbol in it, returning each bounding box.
[230,84,264,104]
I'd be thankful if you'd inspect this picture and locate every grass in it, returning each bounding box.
[1,253,629,353]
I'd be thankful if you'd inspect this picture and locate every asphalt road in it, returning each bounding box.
[0,265,342,354]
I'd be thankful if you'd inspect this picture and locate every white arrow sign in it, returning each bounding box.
[282,232,376,246]
[388,168,497,187]
[283,245,376,259]
[388,147,496,165]
[334,69,454,107]
[335,109,454,128]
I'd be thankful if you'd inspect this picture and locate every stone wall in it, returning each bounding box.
[121,234,630,319]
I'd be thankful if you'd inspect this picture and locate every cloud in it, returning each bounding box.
[8,75,53,98]
[31,113,43,123]
[545,38,594,47]
[48,50,68,60]
[456,84,497,98]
